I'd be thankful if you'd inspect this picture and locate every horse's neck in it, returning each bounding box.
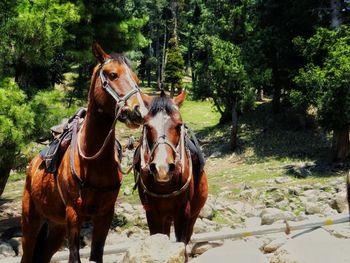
[79,105,116,160]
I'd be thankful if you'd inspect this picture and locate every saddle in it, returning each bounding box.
[40,108,123,173]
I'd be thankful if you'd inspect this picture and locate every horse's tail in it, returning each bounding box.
[33,222,48,261]
[347,171,350,221]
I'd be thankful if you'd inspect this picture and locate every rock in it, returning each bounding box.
[191,241,223,256]
[275,177,291,184]
[123,186,131,196]
[199,201,214,219]
[244,217,261,228]
[0,242,16,257]
[122,234,185,263]
[263,236,290,253]
[304,202,331,215]
[119,203,134,214]
[193,219,209,233]
[260,208,296,225]
[300,189,320,202]
[239,189,258,200]
[270,228,350,263]
[334,191,348,213]
[190,240,268,263]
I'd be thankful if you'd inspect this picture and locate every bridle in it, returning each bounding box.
[138,110,193,198]
[77,58,143,160]
[98,58,141,105]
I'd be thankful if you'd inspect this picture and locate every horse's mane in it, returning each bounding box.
[149,94,176,117]
[110,53,131,68]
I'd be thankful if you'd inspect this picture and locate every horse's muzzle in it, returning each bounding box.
[150,163,175,184]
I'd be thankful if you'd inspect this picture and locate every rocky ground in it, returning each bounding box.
[0,173,349,262]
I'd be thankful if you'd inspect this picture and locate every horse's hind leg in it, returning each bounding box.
[89,210,114,263]
[38,223,66,263]
[21,183,44,263]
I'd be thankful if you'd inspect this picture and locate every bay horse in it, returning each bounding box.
[135,91,208,245]
[21,43,147,263]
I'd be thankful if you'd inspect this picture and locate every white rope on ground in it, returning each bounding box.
[1,214,348,263]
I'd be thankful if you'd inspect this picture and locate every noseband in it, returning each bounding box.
[138,117,193,198]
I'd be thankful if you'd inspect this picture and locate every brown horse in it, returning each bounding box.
[21,44,147,263]
[135,91,208,245]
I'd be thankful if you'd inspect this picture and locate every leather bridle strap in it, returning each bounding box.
[139,148,193,198]
[98,59,140,104]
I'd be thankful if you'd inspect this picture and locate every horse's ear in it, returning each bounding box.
[92,43,110,63]
[173,90,187,107]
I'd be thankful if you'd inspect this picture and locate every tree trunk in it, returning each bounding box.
[156,26,161,90]
[231,101,238,150]
[257,86,264,101]
[161,25,167,89]
[332,126,349,161]
[0,159,14,197]
[170,83,175,98]
[331,0,342,28]
[272,84,281,113]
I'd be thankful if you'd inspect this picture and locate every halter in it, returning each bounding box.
[98,58,140,104]
[76,57,143,161]
[138,110,193,198]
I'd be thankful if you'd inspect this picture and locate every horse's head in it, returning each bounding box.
[90,43,148,128]
[141,90,187,184]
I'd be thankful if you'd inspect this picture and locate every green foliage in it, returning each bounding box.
[29,89,78,140]
[293,26,350,130]
[0,78,34,180]
[0,0,80,93]
[165,38,185,91]
[193,36,254,115]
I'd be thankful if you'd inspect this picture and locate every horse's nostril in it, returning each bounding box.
[134,105,141,117]
[150,163,157,174]
[169,163,176,173]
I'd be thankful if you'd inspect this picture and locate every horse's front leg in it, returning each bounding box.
[89,209,114,263]
[66,205,82,263]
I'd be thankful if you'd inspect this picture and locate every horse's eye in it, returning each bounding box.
[109,72,118,80]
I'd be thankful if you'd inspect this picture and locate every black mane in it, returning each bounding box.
[149,95,176,116]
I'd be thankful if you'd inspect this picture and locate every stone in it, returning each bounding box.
[123,186,132,196]
[122,234,185,263]
[334,191,348,213]
[260,208,296,225]
[263,236,290,253]
[270,228,350,263]
[190,240,268,263]
[275,176,291,184]
[199,201,214,219]
[239,189,258,200]
[323,221,350,238]
[0,242,16,257]
[193,219,209,234]
[304,202,330,215]
[191,241,223,256]
[244,217,261,228]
